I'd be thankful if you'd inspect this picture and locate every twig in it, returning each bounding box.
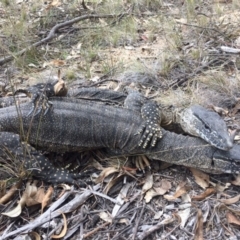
[0,13,129,66]
[138,216,176,240]
[168,57,222,88]
[0,185,100,239]
[177,22,228,39]
[85,189,121,205]
[83,222,110,238]
[132,203,145,240]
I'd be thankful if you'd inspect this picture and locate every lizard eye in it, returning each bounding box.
[204,123,211,131]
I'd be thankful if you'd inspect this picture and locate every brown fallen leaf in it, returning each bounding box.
[210,105,228,115]
[52,213,67,239]
[189,168,209,189]
[142,172,153,194]
[194,209,203,240]
[164,183,190,201]
[26,181,38,198]
[178,207,191,228]
[41,186,54,213]
[213,182,230,192]
[232,174,240,186]
[34,187,45,203]
[218,204,240,216]
[0,180,22,204]
[95,167,119,183]
[0,181,6,199]
[104,175,124,194]
[25,181,40,207]
[191,188,216,201]
[221,194,240,205]
[144,189,158,203]
[226,212,240,225]
[50,59,65,67]
[154,179,172,195]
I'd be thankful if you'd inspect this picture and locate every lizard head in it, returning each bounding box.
[179,105,233,151]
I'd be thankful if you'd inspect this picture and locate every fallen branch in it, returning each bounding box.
[0,13,128,66]
[0,184,100,239]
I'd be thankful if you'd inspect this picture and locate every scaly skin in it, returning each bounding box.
[0,132,83,183]
[68,87,233,150]
[0,97,239,181]
[14,79,68,116]
[1,86,233,150]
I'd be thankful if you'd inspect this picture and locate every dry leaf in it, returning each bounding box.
[220,194,240,205]
[52,213,67,239]
[25,181,38,198]
[232,174,240,186]
[0,181,6,199]
[50,59,65,67]
[112,183,131,217]
[145,179,172,203]
[189,168,209,189]
[210,105,228,115]
[153,210,163,220]
[0,181,22,204]
[95,167,119,183]
[144,189,158,203]
[51,0,62,7]
[119,218,129,224]
[104,175,124,194]
[25,181,41,207]
[154,179,172,195]
[29,232,41,240]
[34,187,45,202]
[214,183,230,192]
[194,209,204,240]
[41,186,54,213]
[164,184,190,201]
[2,195,27,217]
[99,212,112,223]
[191,188,215,201]
[177,193,191,228]
[178,207,191,228]
[142,172,153,194]
[226,212,240,225]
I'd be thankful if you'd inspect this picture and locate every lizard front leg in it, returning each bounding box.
[124,90,162,148]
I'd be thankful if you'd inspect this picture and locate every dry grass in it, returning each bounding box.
[1,0,240,239]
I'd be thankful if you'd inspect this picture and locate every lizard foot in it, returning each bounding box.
[137,120,162,148]
[137,101,162,148]
[134,155,151,172]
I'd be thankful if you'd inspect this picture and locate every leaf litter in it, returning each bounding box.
[1,0,240,239]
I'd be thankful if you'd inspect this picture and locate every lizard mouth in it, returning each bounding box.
[180,105,233,151]
[199,130,233,151]
[213,144,240,174]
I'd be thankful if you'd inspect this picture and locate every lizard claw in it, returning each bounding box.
[134,155,151,171]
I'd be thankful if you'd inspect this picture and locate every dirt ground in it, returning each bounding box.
[1,0,240,239]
